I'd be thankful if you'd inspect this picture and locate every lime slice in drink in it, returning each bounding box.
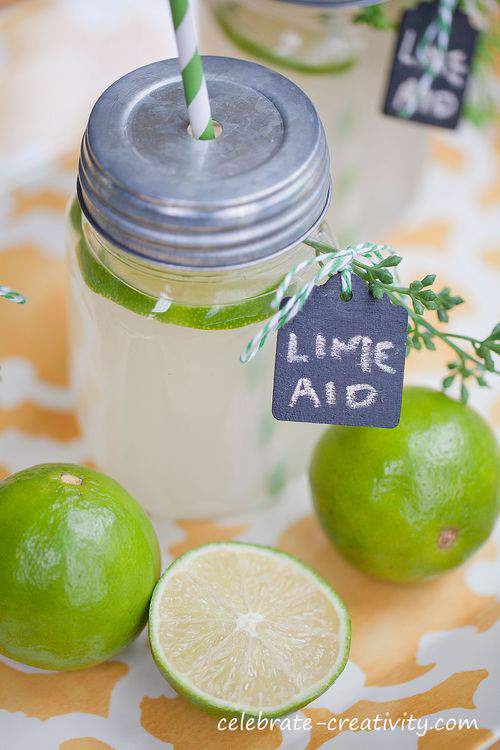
[70,199,276,330]
[149,542,350,718]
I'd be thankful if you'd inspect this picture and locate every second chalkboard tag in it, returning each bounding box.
[272,275,408,429]
[383,1,477,129]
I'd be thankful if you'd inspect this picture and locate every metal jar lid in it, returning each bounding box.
[77,56,331,270]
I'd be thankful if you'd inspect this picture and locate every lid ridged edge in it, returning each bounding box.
[78,57,332,270]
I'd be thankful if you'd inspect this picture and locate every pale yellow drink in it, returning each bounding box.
[68,203,326,518]
[68,57,333,519]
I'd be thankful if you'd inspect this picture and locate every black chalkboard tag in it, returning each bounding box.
[272,275,408,428]
[383,1,478,129]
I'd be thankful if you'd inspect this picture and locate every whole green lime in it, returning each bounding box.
[310,387,499,582]
[0,463,161,669]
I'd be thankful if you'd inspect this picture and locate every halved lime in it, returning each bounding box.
[149,542,350,718]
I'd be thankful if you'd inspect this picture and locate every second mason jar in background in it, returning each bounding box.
[199,0,429,242]
[68,57,332,519]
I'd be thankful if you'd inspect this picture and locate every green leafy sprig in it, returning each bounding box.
[352,0,492,31]
[353,256,499,403]
[305,240,499,404]
[352,4,396,30]
[463,23,500,126]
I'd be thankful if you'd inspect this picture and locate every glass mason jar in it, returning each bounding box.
[199,0,429,242]
[68,57,331,520]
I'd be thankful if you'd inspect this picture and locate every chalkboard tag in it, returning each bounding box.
[272,275,408,428]
[383,1,478,129]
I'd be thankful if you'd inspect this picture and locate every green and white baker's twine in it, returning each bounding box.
[168,0,215,140]
[240,242,394,364]
[400,0,458,118]
[0,285,25,305]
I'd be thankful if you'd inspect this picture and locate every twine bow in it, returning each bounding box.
[0,285,25,305]
[400,0,458,118]
[240,242,395,364]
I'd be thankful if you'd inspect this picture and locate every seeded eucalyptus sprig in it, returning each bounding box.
[304,238,499,403]
[348,254,499,403]
[352,4,396,30]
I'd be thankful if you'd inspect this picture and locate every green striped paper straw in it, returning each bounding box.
[168,0,215,140]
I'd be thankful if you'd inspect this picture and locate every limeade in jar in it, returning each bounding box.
[68,57,332,519]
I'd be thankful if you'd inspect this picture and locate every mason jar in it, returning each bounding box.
[205,0,389,72]
[68,57,331,519]
[199,0,429,242]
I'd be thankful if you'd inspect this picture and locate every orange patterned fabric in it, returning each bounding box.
[0,1,498,748]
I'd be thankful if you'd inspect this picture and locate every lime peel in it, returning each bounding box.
[149,541,351,718]
[310,387,499,582]
[0,462,161,670]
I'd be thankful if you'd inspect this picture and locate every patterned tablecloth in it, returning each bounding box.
[0,1,499,748]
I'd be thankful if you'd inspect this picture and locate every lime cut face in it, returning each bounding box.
[149,542,350,718]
